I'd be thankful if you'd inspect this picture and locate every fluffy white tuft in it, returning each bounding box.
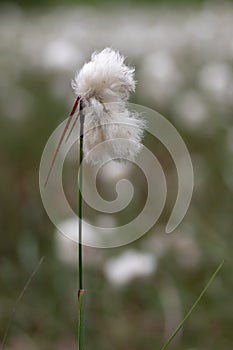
[72,47,135,102]
[72,48,145,164]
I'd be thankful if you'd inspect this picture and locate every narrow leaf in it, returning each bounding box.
[1,257,44,350]
[65,111,80,143]
[44,96,80,187]
[160,260,225,350]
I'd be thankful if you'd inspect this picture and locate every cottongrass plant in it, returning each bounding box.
[45,48,145,350]
[73,48,145,350]
[44,48,224,350]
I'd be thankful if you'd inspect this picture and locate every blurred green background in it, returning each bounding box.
[1,0,233,349]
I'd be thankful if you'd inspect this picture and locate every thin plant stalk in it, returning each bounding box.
[160,260,225,350]
[78,100,85,350]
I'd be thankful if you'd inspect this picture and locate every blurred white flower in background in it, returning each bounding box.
[172,232,202,270]
[198,62,233,103]
[143,226,202,271]
[139,51,183,106]
[54,218,103,267]
[43,39,80,70]
[173,90,208,130]
[104,249,157,286]
[100,160,132,181]
[95,214,117,228]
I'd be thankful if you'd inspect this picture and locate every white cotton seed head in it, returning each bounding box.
[72,47,135,102]
[83,100,145,164]
[72,48,145,164]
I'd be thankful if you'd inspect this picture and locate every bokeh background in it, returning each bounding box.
[1,0,233,349]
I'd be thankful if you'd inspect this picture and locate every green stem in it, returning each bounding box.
[78,100,85,350]
[160,260,225,350]
[78,289,85,350]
